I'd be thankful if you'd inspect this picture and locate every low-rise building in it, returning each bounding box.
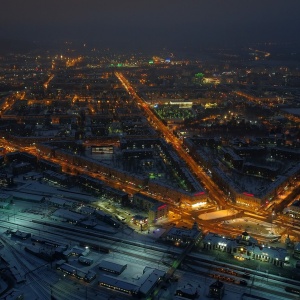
[132,193,168,223]
[78,256,93,266]
[51,208,87,223]
[161,222,201,246]
[208,280,225,299]
[175,286,199,299]
[98,274,139,297]
[56,262,96,282]
[202,231,289,267]
[98,267,165,298]
[63,246,90,258]
[148,203,169,223]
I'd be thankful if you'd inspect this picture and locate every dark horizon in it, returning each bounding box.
[1,0,300,52]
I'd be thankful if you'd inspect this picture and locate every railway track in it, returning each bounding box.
[0,213,299,299]
[0,236,53,299]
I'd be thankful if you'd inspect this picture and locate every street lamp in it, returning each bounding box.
[140,220,143,232]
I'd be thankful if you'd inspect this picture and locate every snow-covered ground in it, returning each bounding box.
[198,209,238,220]
[0,177,297,299]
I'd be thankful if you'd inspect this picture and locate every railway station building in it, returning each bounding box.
[202,231,289,267]
[161,222,201,246]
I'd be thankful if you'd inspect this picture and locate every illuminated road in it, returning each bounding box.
[0,93,19,115]
[115,72,228,209]
[43,74,55,89]
[234,90,300,125]
[115,72,287,221]
[2,137,300,243]
[0,138,182,210]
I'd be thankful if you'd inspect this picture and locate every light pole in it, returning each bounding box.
[140,220,143,232]
[13,204,16,222]
[271,211,275,234]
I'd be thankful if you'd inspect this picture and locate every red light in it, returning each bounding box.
[194,191,205,196]
[158,204,167,210]
[243,192,254,197]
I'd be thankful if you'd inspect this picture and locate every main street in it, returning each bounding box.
[114,72,300,238]
[116,72,235,210]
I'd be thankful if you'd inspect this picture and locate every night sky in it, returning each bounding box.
[1,0,300,50]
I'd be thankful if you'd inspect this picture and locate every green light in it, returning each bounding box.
[172,260,180,268]
[149,60,154,64]
[195,72,204,78]
[117,63,123,67]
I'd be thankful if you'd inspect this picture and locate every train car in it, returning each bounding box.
[31,235,68,249]
[25,246,54,262]
[31,235,42,242]
[285,286,300,295]
[11,230,31,240]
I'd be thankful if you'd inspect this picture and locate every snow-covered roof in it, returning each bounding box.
[98,274,139,292]
[79,206,96,214]
[6,191,44,202]
[203,232,237,248]
[47,197,68,205]
[138,267,166,295]
[70,246,90,256]
[176,286,198,295]
[93,224,118,234]
[249,245,289,261]
[98,260,127,274]
[52,208,86,222]
[166,227,200,240]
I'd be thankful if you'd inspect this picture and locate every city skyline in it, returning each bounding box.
[1,0,300,50]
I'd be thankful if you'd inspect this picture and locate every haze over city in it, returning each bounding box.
[1,0,300,50]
